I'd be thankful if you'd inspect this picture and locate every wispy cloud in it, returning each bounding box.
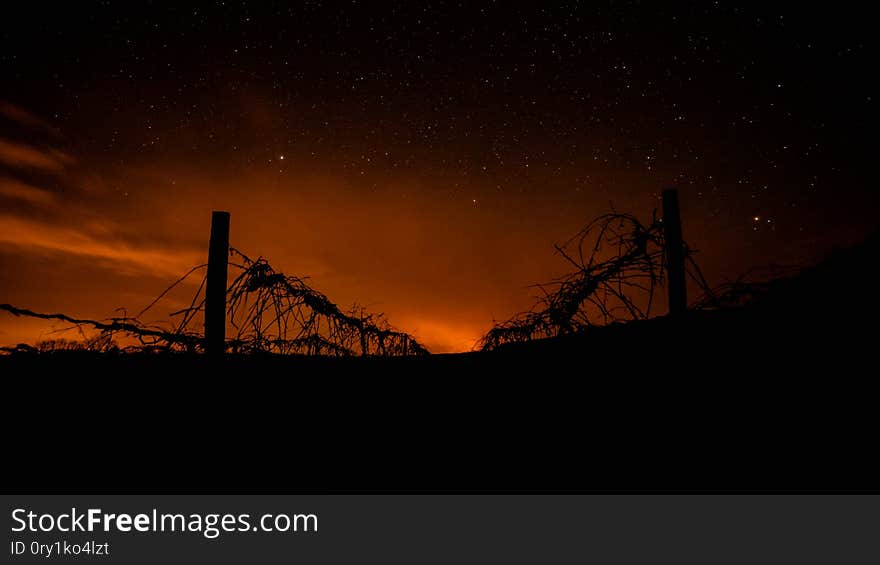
[0,101,59,134]
[0,103,198,280]
[0,177,56,206]
[0,138,74,172]
[0,214,202,278]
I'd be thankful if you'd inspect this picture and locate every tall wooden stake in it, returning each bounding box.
[662,189,687,315]
[205,211,230,355]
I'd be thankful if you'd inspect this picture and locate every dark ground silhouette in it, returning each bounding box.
[3,230,877,491]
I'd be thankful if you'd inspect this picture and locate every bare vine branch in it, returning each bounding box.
[1,248,428,356]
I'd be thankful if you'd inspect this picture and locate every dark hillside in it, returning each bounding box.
[3,231,877,492]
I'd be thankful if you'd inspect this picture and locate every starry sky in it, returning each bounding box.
[0,2,875,351]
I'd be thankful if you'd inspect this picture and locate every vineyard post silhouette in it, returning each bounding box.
[662,188,687,315]
[205,211,230,355]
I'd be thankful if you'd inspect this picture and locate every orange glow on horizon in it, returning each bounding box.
[1,100,863,353]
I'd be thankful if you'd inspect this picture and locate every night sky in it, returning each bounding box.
[1,2,875,351]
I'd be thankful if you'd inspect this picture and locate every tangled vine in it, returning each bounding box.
[1,248,428,356]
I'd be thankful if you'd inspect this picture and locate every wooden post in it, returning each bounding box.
[662,189,687,315]
[205,211,230,355]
